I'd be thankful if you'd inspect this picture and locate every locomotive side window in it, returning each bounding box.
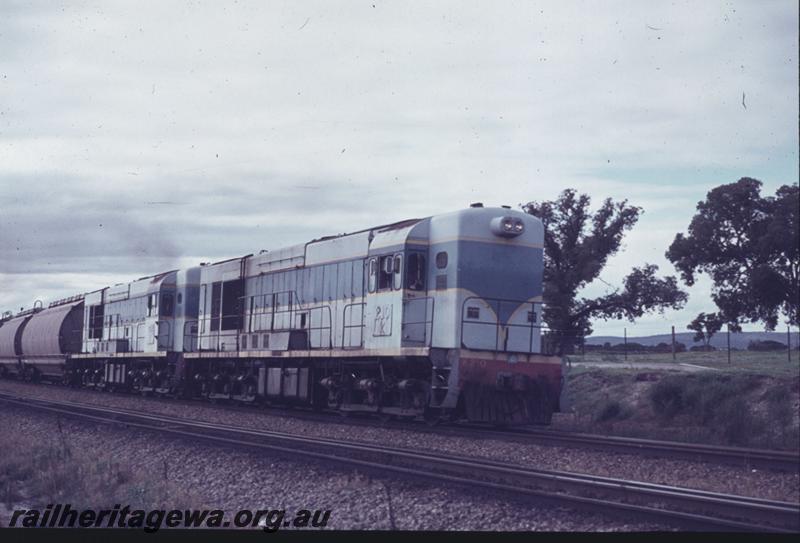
[436,251,448,269]
[367,259,377,293]
[199,284,207,333]
[393,254,403,290]
[378,255,393,291]
[160,294,173,317]
[210,282,222,331]
[406,253,426,291]
[88,305,104,339]
[221,279,243,331]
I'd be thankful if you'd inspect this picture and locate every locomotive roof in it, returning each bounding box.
[308,217,422,243]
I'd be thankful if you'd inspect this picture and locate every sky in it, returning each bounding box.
[1,0,797,336]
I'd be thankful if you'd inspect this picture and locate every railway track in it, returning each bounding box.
[1,390,797,532]
[460,426,800,472]
[1,380,798,472]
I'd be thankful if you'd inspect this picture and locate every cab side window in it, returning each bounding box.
[378,255,393,291]
[406,253,426,291]
[367,259,377,293]
[160,293,174,317]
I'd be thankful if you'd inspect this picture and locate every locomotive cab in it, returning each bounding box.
[426,206,545,353]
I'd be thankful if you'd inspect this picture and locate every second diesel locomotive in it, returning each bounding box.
[0,205,562,425]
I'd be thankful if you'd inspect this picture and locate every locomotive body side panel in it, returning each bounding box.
[174,267,201,353]
[363,223,422,352]
[99,272,178,353]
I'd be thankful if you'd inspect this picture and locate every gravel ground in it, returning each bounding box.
[0,406,669,531]
[1,379,797,504]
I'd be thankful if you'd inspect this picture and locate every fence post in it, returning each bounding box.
[624,327,627,360]
[671,325,676,361]
[727,324,731,365]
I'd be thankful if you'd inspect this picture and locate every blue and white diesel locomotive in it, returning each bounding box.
[0,204,562,424]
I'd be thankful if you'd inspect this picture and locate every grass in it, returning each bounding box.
[0,419,199,514]
[647,373,764,445]
[568,350,800,378]
[557,368,800,450]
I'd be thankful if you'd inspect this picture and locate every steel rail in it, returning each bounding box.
[149,392,800,472]
[0,392,797,532]
[457,425,800,472]
[1,380,797,472]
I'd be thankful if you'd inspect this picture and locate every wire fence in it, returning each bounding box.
[565,325,800,365]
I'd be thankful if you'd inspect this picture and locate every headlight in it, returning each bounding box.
[491,216,525,238]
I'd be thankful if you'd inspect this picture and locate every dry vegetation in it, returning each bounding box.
[557,366,800,450]
[0,418,199,523]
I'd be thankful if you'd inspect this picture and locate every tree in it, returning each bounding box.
[523,189,688,353]
[687,312,724,351]
[666,178,799,330]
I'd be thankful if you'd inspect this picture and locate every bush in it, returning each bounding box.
[766,386,794,445]
[652,342,671,353]
[649,378,684,420]
[681,374,751,424]
[689,345,717,352]
[748,340,787,351]
[716,398,757,445]
[595,400,624,423]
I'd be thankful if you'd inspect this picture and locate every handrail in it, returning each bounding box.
[460,297,573,355]
[341,302,366,349]
[401,296,435,347]
[191,299,334,352]
[88,312,166,353]
[134,322,145,352]
[460,296,547,354]
[155,320,171,350]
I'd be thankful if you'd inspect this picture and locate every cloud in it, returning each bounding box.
[0,0,797,335]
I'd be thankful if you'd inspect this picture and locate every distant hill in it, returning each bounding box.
[586,331,799,350]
